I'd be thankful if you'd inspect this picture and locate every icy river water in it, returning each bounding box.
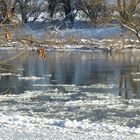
[0,50,140,140]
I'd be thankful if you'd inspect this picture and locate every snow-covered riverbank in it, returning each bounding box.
[1,23,139,53]
[0,115,140,140]
[0,89,140,140]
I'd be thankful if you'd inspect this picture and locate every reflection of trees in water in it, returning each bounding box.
[118,74,138,99]
[1,52,140,98]
[0,64,20,94]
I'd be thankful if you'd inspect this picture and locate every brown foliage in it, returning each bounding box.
[37,47,46,59]
[4,30,12,42]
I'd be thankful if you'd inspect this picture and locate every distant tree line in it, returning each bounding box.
[0,0,140,40]
[0,0,109,23]
[11,0,74,23]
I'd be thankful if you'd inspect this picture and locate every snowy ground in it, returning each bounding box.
[13,21,124,40]
[2,20,137,52]
[0,121,140,140]
[0,85,140,140]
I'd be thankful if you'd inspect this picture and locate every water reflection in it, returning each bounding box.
[118,74,137,99]
[0,50,140,99]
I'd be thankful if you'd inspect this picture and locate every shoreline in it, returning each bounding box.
[0,38,139,53]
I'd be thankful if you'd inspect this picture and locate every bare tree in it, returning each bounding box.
[12,0,45,23]
[117,0,140,41]
[48,0,56,18]
[48,0,74,21]
[63,0,73,21]
[76,0,107,24]
[0,0,13,23]
[12,0,29,23]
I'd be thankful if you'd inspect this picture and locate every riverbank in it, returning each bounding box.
[0,115,140,140]
[0,21,139,53]
[0,24,139,53]
[1,37,139,53]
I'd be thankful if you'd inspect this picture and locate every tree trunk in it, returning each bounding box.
[12,0,28,23]
[63,0,74,22]
[136,32,140,42]
[21,9,28,23]
[48,0,56,18]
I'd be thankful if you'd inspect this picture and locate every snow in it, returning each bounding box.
[131,72,140,75]
[133,79,140,82]
[1,20,138,53]
[56,26,123,39]
[18,76,44,80]
[0,83,140,139]
[0,114,139,140]
[0,73,14,76]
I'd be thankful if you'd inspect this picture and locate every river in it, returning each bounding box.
[0,49,140,139]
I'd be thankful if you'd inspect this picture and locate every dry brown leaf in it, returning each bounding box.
[37,47,46,59]
[6,10,12,19]
[5,31,11,42]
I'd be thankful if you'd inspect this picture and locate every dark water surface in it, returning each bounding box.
[0,50,140,99]
[0,50,140,129]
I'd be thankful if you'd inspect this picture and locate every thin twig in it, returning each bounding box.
[0,49,27,65]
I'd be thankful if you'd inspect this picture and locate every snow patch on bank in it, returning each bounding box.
[0,113,139,140]
[18,76,44,81]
